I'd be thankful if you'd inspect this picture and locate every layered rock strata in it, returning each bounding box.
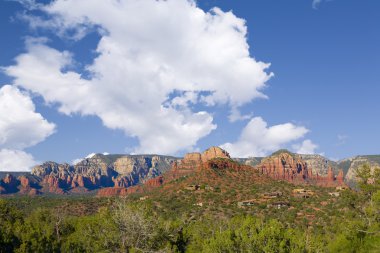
[257,152,345,187]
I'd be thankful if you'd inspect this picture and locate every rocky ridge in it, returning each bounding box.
[341,155,380,187]
[257,151,345,187]
[2,147,374,196]
[97,147,347,197]
[97,146,231,196]
[0,154,178,195]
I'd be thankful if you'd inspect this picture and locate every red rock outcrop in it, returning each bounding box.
[18,176,33,194]
[257,153,309,182]
[166,146,231,181]
[257,152,346,187]
[336,169,344,184]
[42,175,65,194]
[0,174,41,195]
[144,176,163,188]
[19,176,30,188]
[97,186,140,197]
[201,146,230,162]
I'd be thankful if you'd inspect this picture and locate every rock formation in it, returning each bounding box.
[0,174,41,195]
[0,174,20,194]
[165,146,231,181]
[32,154,176,193]
[256,151,346,187]
[342,155,380,187]
[0,153,177,195]
[300,154,339,176]
[201,146,230,162]
[0,148,356,196]
[97,147,232,196]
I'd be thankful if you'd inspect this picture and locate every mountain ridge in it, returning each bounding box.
[1,148,379,195]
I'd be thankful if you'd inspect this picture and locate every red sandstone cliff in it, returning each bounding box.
[256,151,346,187]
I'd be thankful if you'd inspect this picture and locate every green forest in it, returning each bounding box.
[1,164,379,253]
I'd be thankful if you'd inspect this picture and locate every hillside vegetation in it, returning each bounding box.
[1,162,379,253]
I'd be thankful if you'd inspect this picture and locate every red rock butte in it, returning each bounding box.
[257,152,346,187]
[166,146,231,180]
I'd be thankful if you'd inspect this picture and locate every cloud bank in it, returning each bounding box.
[0,85,55,171]
[6,0,273,155]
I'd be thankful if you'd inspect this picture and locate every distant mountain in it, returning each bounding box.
[233,157,263,167]
[0,154,179,195]
[339,155,380,187]
[1,149,378,195]
[98,147,345,197]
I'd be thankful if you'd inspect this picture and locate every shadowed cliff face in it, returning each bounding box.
[0,173,42,195]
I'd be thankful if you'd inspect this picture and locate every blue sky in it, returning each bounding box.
[0,0,379,170]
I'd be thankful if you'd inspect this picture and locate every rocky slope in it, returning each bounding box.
[256,151,345,187]
[97,146,258,196]
[299,154,339,176]
[340,155,380,187]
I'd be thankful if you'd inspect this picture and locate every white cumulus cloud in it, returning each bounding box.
[221,117,309,157]
[0,85,55,171]
[0,149,38,172]
[7,0,273,155]
[0,85,55,150]
[292,139,318,154]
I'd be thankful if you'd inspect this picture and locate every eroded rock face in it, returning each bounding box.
[343,156,380,187]
[182,147,230,167]
[74,156,111,177]
[336,169,344,184]
[300,154,339,176]
[0,174,19,193]
[19,176,30,188]
[23,154,178,195]
[258,153,309,182]
[96,149,248,197]
[1,148,355,196]
[0,174,41,195]
[165,147,231,182]
[257,151,346,187]
[144,176,163,187]
[201,146,230,162]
